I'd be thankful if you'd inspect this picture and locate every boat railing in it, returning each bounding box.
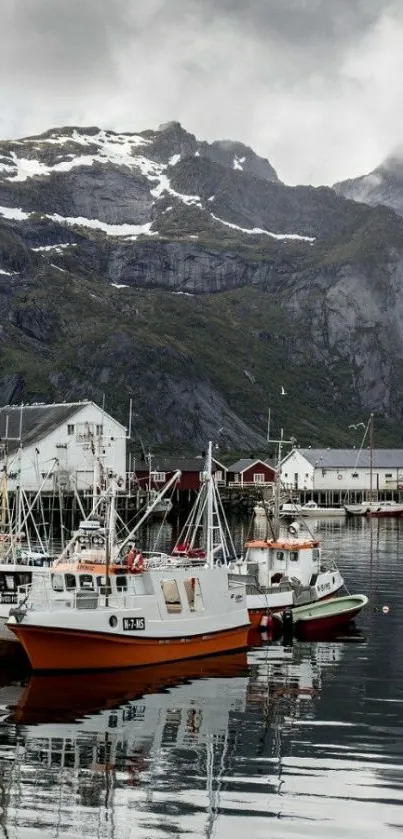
[319,552,339,572]
[16,577,146,613]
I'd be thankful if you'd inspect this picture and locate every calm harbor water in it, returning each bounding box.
[0,516,402,838]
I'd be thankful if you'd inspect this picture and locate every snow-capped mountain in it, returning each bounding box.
[1,120,403,448]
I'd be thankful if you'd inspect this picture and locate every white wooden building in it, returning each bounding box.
[0,402,127,494]
[279,448,403,493]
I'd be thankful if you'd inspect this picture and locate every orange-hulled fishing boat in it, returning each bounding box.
[7,445,250,671]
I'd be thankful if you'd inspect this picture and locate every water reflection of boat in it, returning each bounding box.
[12,651,250,725]
[1,639,353,839]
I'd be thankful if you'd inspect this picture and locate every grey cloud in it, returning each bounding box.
[1,0,403,185]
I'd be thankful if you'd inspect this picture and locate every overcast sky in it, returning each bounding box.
[1,0,403,185]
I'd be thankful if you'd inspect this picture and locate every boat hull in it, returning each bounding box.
[246,582,344,629]
[294,604,365,639]
[9,623,250,672]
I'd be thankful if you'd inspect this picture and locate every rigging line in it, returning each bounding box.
[341,413,372,504]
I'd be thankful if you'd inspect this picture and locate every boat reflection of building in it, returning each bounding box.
[0,639,345,839]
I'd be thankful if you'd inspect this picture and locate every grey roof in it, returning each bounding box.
[292,448,403,469]
[227,458,272,473]
[0,403,90,453]
[134,457,222,473]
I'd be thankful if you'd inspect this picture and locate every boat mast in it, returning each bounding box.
[369,413,374,500]
[206,442,214,568]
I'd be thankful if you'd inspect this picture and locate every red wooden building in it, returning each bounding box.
[132,456,227,492]
[227,458,276,487]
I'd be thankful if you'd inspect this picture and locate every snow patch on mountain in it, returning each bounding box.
[0,205,30,220]
[48,213,157,238]
[210,213,315,241]
[3,129,152,182]
[31,244,77,252]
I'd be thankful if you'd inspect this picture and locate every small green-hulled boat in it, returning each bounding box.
[276,593,368,638]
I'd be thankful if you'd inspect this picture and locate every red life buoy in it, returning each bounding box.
[131,552,145,574]
[126,547,136,570]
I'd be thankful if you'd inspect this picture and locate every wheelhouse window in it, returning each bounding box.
[79,574,94,591]
[161,579,182,613]
[65,574,76,590]
[276,551,285,562]
[184,577,204,612]
[116,575,128,591]
[289,551,299,562]
[51,573,64,592]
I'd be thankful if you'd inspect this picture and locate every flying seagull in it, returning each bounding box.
[280,386,287,396]
[348,422,366,429]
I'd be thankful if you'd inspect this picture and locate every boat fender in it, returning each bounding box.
[282,607,294,640]
[260,611,275,632]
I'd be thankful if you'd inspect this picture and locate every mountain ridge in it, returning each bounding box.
[1,121,403,452]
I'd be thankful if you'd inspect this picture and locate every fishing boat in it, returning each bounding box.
[273,593,368,639]
[7,449,250,671]
[255,500,345,519]
[0,456,53,642]
[344,414,403,517]
[279,500,346,518]
[229,433,344,628]
[344,499,403,517]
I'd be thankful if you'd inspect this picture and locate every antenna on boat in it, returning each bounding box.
[266,420,296,540]
[127,398,133,440]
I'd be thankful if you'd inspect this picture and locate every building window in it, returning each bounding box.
[385,473,392,478]
[96,424,103,436]
[254,473,265,483]
[352,472,359,478]
[153,472,166,483]
[67,424,74,435]
[215,470,223,482]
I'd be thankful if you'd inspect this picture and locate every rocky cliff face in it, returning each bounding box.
[333,147,403,217]
[1,121,403,450]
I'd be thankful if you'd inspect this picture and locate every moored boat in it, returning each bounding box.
[7,447,250,671]
[274,593,368,639]
[344,500,403,517]
[229,524,344,628]
[279,500,346,518]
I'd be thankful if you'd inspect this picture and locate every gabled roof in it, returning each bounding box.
[0,401,125,454]
[134,457,216,473]
[227,458,275,473]
[286,448,403,468]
